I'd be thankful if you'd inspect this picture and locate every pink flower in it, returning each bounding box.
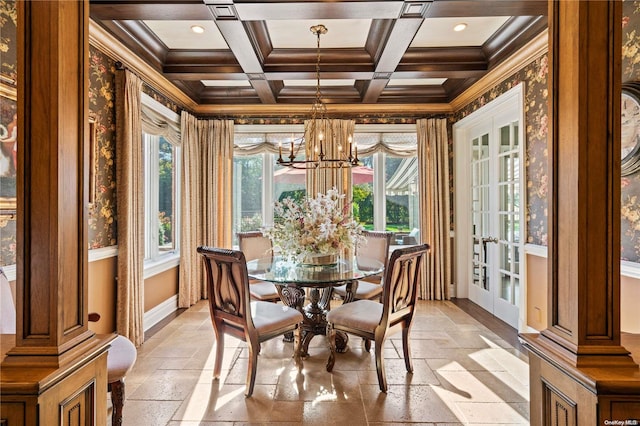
[622,16,630,28]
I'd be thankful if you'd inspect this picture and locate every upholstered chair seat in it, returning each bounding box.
[326,299,382,332]
[251,302,303,335]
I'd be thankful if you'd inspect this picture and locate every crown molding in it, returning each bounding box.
[89,19,197,112]
[450,29,548,111]
[194,102,453,116]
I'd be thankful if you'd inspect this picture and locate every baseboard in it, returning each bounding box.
[144,294,178,332]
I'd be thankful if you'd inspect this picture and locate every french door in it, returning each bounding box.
[454,84,524,330]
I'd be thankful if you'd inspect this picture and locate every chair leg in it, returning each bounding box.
[213,329,224,380]
[326,323,336,372]
[110,379,125,426]
[293,324,303,368]
[245,338,259,397]
[374,337,387,392]
[402,326,413,373]
[363,338,371,352]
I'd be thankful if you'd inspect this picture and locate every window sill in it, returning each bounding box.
[144,252,180,279]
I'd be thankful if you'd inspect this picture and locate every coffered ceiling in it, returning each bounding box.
[89,0,548,108]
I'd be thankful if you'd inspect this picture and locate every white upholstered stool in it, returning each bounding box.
[107,335,137,425]
[89,313,137,426]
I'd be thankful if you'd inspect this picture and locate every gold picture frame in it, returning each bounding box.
[88,114,97,206]
[0,81,17,223]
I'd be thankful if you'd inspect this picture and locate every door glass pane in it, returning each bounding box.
[500,241,511,271]
[499,125,511,153]
[500,272,512,302]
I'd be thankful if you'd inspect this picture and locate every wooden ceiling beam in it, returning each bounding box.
[90,1,211,20]
[425,0,547,18]
[483,16,548,68]
[206,4,279,104]
[250,78,277,104]
[230,1,404,20]
[95,20,167,70]
[362,2,431,103]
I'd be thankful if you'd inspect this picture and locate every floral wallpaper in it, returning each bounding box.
[0,0,16,85]
[452,54,550,247]
[88,46,118,249]
[621,0,640,262]
[0,0,16,266]
[142,84,180,115]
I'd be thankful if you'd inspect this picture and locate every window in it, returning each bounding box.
[232,126,416,245]
[351,132,418,243]
[143,134,180,262]
[233,131,306,246]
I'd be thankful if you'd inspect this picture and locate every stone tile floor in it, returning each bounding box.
[113,300,530,425]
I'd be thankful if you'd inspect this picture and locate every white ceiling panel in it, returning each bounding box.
[267,19,371,49]
[201,80,251,87]
[285,79,355,87]
[387,78,447,86]
[143,20,228,50]
[411,17,511,48]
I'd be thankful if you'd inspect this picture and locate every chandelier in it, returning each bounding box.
[277,24,359,169]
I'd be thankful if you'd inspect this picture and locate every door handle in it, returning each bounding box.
[481,236,498,244]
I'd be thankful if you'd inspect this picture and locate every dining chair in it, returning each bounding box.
[197,246,303,397]
[326,244,430,392]
[333,230,394,302]
[237,231,281,303]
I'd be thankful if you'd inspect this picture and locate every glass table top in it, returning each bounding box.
[246,256,384,287]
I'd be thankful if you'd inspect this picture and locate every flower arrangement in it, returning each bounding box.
[263,188,364,262]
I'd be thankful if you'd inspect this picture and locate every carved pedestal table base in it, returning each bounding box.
[276,281,358,356]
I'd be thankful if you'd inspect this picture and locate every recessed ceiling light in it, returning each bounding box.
[191,25,205,34]
[453,23,467,32]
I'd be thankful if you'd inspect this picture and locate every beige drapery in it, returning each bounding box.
[115,69,145,346]
[417,118,451,300]
[305,119,354,201]
[179,114,234,307]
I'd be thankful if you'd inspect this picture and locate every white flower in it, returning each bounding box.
[262,187,364,261]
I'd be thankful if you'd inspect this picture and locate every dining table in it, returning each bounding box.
[246,255,384,356]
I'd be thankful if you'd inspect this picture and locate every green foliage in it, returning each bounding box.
[240,213,263,232]
[352,184,372,224]
[158,211,172,246]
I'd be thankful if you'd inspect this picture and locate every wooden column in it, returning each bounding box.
[520,1,640,424]
[1,1,110,424]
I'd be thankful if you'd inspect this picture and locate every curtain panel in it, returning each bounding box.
[305,119,354,200]
[417,118,451,300]
[179,114,234,307]
[115,69,145,346]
